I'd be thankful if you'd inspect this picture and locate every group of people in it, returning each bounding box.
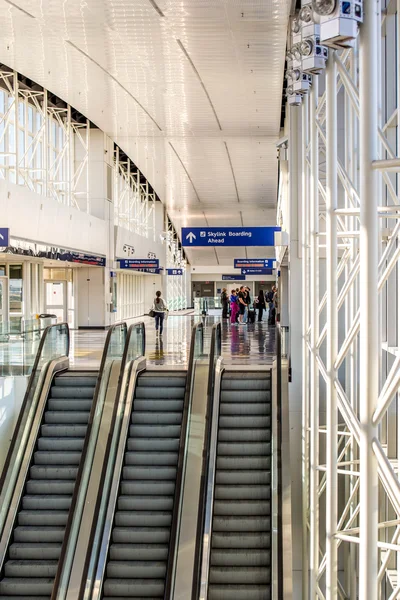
[221,285,278,325]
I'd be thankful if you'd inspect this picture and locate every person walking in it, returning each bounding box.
[256,289,266,321]
[230,289,239,324]
[221,287,229,318]
[267,286,277,325]
[152,290,168,336]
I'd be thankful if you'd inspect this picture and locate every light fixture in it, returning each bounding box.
[301,39,314,56]
[312,0,336,16]
[300,5,313,22]
[291,18,301,33]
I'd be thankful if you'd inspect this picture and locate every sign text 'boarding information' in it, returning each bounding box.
[181,227,281,247]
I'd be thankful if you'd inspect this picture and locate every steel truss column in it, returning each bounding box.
[309,76,320,600]
[359,0,380,595]
[325,50,338,599]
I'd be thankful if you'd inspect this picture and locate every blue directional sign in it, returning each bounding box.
[241,268,274,276]
[118,259,159,269]
[182,227,281,247]
[222,275,246,281]
[0,228,10,247]
[166,269,183,276]
[234,259,275,269]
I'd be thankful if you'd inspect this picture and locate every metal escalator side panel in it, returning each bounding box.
[0,357,69,575]
[87,357,146,600]
[197,357,224,600]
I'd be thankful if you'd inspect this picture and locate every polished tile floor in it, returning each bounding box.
[0,313,276,373]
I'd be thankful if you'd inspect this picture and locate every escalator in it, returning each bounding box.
[200,367,273,600]
[0,372,97,599]
[102,370,187,599]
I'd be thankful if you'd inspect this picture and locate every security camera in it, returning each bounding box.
[313,0,362,47]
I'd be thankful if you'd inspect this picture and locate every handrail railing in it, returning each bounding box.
[192,322,222,599]
[164,321,204,599]
[52,321,129,599]
[0,322,70,538]
[276,323,289,600]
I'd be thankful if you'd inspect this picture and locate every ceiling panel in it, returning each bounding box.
[0,0,290,267]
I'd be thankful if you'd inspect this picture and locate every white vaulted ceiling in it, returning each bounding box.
[0,0,290,266]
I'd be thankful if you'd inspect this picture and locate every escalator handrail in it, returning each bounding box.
[191,322,222,599]
[164,320,204,600]
[51,321,128,599]
[0,322,70,501]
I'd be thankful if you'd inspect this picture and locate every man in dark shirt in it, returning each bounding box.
[237,286,247,324]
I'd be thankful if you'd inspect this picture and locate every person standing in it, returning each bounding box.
[230,289,239,324]
[256,289,266,321]
[267,286,277,325]
[237,286,247,324]
[221,287,229,318]
[152,290,168,336]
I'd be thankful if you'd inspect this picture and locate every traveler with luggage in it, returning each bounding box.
[255,289,266,321]
[221,288,229,318]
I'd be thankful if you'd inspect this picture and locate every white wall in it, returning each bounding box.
[0,376,29,472]
[77,267,106,328]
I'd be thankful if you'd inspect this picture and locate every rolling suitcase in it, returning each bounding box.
[248,308,256,323]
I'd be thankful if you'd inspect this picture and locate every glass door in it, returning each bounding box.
[0,276,9,327]
[45,280,67,323]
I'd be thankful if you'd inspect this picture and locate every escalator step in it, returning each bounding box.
[215,470,270,486]
[41,424,87,438]
[0,578,54,596]
[37,437,84,451]
[213,500,271,517]
[4,559,58,578]
[54,376,97,387]
[118,496,173,512]
[208,584,271,600]
[220,390,270,402]
[14,526,65,543]
[50,386,95,398]
[129,424,181,438]
[209,566,271,584]
[34,451,82,465]
[134,386,185,399]
[120,481,175,496]
[211,549,271,567]
[215,485,271,501]
[221,378,270,391]
[125,452,178,466]
[9,543,61,560]
[216,456,270,470]
[18,510,68,527]
[137,375,186,388]
[22,495,72,510]
[218,428,271,443]
[219,415,271,429]
[109,544,169,562]
[122,466,177,481]
[212,516,271,533]
[103,578,165,597]
[114,511,172,528]
[134,399,184,412]
[127,437,180,452]
[112,527,170,544]
[131,412,182,426]
[106,560,167,579]
[26,479,75,495]
[217,442,270,456]
[48,399,92,411]
[219,402,270,416]
[212,532,272,549]
[30,465,78,480]
[44,411,89,425]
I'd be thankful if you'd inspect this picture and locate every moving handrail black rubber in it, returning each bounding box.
[52,321,129,598]
[191,322,221,599]
[0,322,70,515]
[164,321,204,599]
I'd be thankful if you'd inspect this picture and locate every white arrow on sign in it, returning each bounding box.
[243,269,247,274]
[0,234,3,240]
[186,232,196,244]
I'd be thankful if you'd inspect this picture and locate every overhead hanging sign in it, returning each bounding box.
[181,227,281,247]
[118,259,159,269]
[222,274,246,281]
[241,268,274,275]
[166,269,183,276]
[0,228,10,248]
[234,258,275,269]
